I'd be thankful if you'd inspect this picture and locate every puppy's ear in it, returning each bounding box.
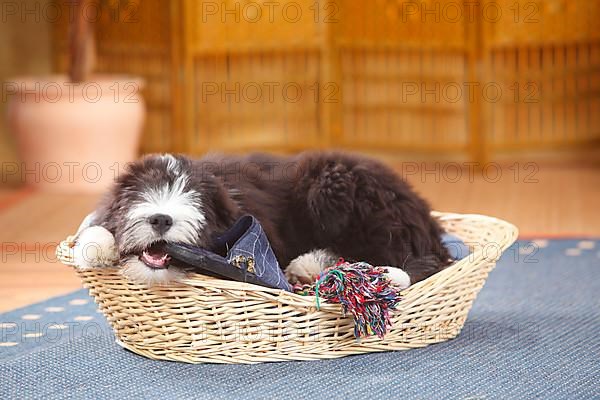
[90,189,119,235]
[216,184,239,227]
[91,161,145,236]
[202,180,239,234]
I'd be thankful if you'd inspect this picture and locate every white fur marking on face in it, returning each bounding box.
[285,249,338,284]
[120,257,186,286]
[160,154,179,174]
[122,173,206,253]
[73,226,119,269]
[385,267,411,289]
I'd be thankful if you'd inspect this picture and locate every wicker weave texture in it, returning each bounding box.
[56,212,517,364]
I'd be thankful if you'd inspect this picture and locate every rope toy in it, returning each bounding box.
[294,259,402,339]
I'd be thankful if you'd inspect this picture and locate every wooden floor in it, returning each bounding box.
[1,162,599,312]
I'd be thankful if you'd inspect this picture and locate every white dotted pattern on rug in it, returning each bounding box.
[577,240,595,250]
[69,299,88,306]
[565,248,581,256]
[23,332,44,338]
[519,246,536,255]
[531,239,549,248]
[74,316,94,321]
[48,324,68,330]
[0,342,18,347]
[0,322,17,329]
[21,314,41,320]
[44,307,65,313]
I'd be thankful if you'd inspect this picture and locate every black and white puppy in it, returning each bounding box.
[74,152,450,287]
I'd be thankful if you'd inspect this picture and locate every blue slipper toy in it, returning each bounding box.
[166,215,293,292]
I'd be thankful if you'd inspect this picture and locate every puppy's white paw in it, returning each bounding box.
[73,226,118,269]
[385,267,411,289]
[285,249,337,284]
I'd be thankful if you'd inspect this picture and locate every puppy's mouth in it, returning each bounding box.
[139,241,171,270]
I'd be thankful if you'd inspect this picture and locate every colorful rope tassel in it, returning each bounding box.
[294,259,402,339]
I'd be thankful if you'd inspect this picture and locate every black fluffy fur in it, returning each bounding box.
[94,151,451,284]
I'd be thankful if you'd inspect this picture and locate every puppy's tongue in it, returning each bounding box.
[141,244,171,269]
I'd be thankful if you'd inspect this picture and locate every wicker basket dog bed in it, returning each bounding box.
[56,211,517,364]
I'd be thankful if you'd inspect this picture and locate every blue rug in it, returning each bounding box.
[1,240,599,399]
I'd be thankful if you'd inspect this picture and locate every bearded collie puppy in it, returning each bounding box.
[74,152,451,287]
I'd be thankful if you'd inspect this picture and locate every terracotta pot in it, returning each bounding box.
[7,75,145,192]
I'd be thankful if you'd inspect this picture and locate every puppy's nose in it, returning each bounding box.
[148,214,173,234]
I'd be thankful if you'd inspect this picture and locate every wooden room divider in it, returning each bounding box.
[52,0,600,162]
